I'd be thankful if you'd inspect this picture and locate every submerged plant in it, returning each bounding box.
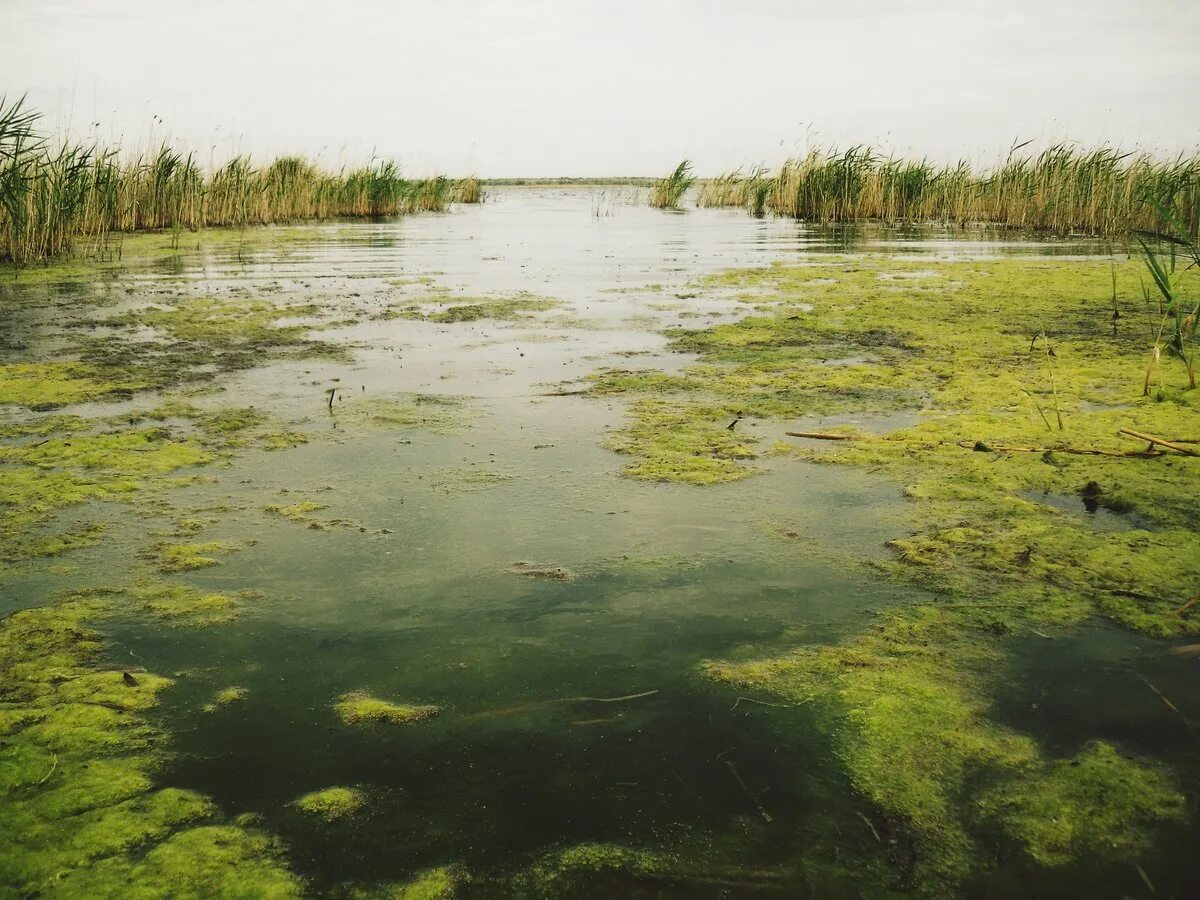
[648,160,694,209]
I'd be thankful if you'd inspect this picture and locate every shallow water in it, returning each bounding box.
[4,188,1199,897]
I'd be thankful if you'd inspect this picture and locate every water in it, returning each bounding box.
[3,188,1198,897]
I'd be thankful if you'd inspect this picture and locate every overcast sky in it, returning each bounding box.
[2,0,1198,176]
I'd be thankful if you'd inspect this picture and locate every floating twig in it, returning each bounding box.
[856,811,882,843]
[1138,674,1200,748]
[724,759,773,823]
[784,431,855,441]
[1171,595,1199,618]
[731,696,809,712]
[36,752,58,785]
[1118,427,1199,457]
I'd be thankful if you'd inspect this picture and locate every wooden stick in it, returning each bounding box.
[1118,428,1199,456]
[964,441,1153,458]
[724,760,773,823]
[1172,595,1199,618]
[784,431,855,441]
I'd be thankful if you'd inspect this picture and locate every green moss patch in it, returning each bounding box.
[384,292,558,323]
[334,691,440,726]
[335,394,465,433]
[0,362,143,408]
[0,598,300,897]
[292,786,366,822]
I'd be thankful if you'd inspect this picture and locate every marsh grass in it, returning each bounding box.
[649,160,694,209]
[0,96,476,265]
[698,146,1200,235]
[1137,178,1200,392]
[769,145,1200,234]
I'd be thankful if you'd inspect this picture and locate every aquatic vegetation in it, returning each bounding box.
[454,176,484,204]
[0,598,301,897]
[0,522,107,563]
[1136,179,1200,390]
[335,394,465,433]
[142,540,241,574]
[0,96,465,265]
[292,786,365,822]
[696,166,772,216]
[118,298,342,376]
[649,254,1200,891]
[0,425,213,564]
[508,843,682,898]
[384,292,558,323]
[648,160,694,210]
[334,691,440,726]
[506,561,575,581]
[429,468,515,493]
[706,599,1185,890]
[260,431,309,451]
[130,581,246,627]
[203,686,249,712]
[371,867,457,900]
[0,361,142,408]
[598,397,761,484]
[263,500,349,530]
[979,741,1185,867]
[761,145,1200,235]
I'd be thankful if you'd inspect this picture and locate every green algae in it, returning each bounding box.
[429,468,516,493]
[141,541,241,574]
[335,394,465,433]
[706,598,1185,891]
[0,599,301,897]
[124,297,325,352]
[292,786,366,822]
[0,362,143,408]
[506,843,683,898]
[978,741,1186,867]
[202,687,249,713]
[600,397,760,484]
[0,426,215,567]
[262,500,355,531]
[260,431,309,451]
[47,825,301,898]
[656,255,1200,892]
[334,691,440,726]
[129,581,246,627]
[384,292,558,323]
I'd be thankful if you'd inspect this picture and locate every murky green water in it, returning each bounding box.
[4,188,1198,897]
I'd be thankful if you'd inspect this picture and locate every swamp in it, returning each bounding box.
[3,3,1200,896]
[3,178,1199,898]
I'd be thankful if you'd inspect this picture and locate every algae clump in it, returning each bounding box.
[334,691,440,726]
[0,598,301,897]
[292,786,366,822]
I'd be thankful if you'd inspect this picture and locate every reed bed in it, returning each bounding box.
[700,147,1200,235]
[649,160,694,209]
[0,97,476,265]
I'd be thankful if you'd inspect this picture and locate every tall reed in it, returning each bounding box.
[1137,179,1200,392]
[649,160,694,209]
[754,146,1200,234]
[0,96,475,265]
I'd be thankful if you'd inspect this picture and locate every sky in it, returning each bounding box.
[2,0,1198,176]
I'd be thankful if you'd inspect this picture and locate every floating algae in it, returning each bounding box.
[202,686,249,713]
[674,256,1200,891]
[0,598,301,897]
[334,692,441,726]
[292,786,366,823]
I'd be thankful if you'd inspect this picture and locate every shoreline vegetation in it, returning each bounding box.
[681,147,1200,235]
[0,97,482,266]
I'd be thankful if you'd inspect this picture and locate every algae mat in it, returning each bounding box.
[2,189,1197,898]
